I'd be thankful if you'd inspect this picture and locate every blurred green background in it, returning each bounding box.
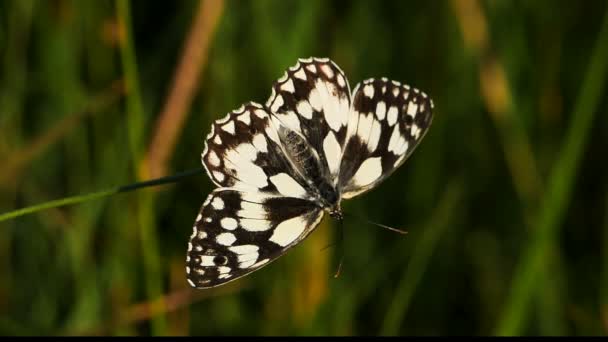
[1,0,608,336]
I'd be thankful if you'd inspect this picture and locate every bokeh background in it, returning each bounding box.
[1,0,608,336]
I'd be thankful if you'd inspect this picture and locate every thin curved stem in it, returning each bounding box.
[0,168,204,223]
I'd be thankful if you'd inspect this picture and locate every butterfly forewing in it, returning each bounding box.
[266,57,352,180]
[338,78,434,199]
[186,189,323,288]
[202,102,314,199]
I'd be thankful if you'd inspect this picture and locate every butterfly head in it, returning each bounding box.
[328,204,344,221]
[316,180,343,220]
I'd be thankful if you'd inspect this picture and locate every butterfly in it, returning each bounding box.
[185,57,434,289]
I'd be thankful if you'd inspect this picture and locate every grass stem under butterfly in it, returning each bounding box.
[0,168,204,223]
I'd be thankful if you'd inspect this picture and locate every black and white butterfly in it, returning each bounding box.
[185,57,434,289]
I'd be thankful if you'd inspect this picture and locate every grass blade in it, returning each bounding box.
[497,7,608,335]
[0,168,203,223]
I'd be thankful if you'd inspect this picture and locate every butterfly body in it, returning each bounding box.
[186,57,433,289]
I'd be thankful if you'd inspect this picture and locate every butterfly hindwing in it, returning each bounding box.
[337,78,434,199]
[266,57,352,180]
[186,189,324,288]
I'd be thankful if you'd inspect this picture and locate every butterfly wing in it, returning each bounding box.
[337,78,434,199]
[266,57,352,180]
[186,189,323,288]
[201,102,315,199]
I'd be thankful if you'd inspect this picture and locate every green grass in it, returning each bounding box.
[1,0,608,336]
[497,6,608,335]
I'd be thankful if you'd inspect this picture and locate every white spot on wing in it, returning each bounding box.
[368,120,382,152]
[252,134,268,153]
[254,109,267,118]
[240,218,272,231]
[280,78,295,93]
[294,68,307,80]
[375,101,386,120]
[237,111,251,125]
[238,201,267,219]
[320,64,334,78]
[277,111,301,131]
[356,112,373,140]
[200,256,216,266]
[397,139,409,156]
[221,121,235,134]
[229,244,259,254]
[323,131,341,175]
[212,171,225,183]
[220,217,238,230]
[387,106,398,126]
[296,100,313,119]
[337,74,346,88]
[352,157,383,187]
[269,215,308,247]
[317,80,344,132]
[345,109,360,140]
[270,95,284,113]
[308,87,322,111]
[388,125,405,154]
[306,64,317,73]
[270,173,307,198]
[363,84,374,98]
[216,232,236,246]
[411,124,421,139]
[218,266,231,274]
[207,151,221,167]
[239,258,258,269]
[225,144,268,188]
[252,258,270,268]
[407,102,419,116]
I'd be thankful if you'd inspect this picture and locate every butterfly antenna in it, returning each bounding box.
[334,217,345,278]
[343,212,408,235]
